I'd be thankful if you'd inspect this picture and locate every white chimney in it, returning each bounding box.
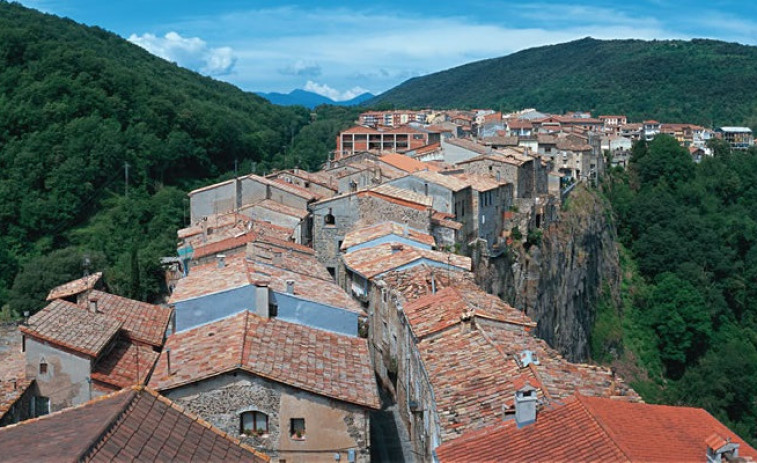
[514,384,538,428]
[88,297,99,313]
[217,254,226,268]
[286,279,295,294]
[706,434,741,463]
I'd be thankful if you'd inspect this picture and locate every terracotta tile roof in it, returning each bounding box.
[169,255,252,303]
[191,229,259,259]
[343,242,471,280]
[480,135,519,146]
[379,153,438,173]
[376,265,475,305]
[432,211,463,230]
[20,300,122,358]
[81,290,171,347]
[456,151,531,167]
[444,137,489,155]
[436,394,757,462]
[91,339,160,389]
[341,221,436,251]
[269,177,323,201]
[0,325,29,422]
[404,286,533,339]
[412,142,442,155]
[0,386,268,462]
[450,172,507,192]
[247,241,333,282]
[409,170,471,192]
[171,255,361,313]
[46,272,102,301]
[369,183,434,208]
[416,318,638,441]
[269,168,338,191]
[556,138,593,151]
[243,198,310,220]
[0,378,32,422]
[150,312,380,409]
[341,125,379,135]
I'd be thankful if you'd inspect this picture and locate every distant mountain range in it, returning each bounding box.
[371,37,757,126]
[257,89,375,109]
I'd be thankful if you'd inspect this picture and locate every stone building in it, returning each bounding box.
[189,174,320,223]
[19,286,172,412]
[149,311,379,463]
[457,151,543,200]
[309,184,433,280]
[0,385,270,462]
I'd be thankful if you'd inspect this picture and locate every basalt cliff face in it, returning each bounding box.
[475,186,620,362]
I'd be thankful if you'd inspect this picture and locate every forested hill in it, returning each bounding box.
[372,37,757,126]
[0,2,348,315]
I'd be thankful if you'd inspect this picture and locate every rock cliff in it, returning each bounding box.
[475,185,620,362]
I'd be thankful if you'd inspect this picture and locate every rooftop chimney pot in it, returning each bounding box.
[514,384,538,428]
[217,254,226,268]
[286,279,295,294]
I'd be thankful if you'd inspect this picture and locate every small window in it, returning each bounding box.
[39,359,48,375]
[241,411,269,436]
[290,418,306,439]
[324,208,335,225]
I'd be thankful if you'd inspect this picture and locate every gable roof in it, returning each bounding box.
[343,243,472,280]
[379,153,438,173]
[81,290,171,347]
[90,339,160,390]
[436,394,757,462]
[0,386,268,462]
[150,311,380,409]
[46,272,102,301]
[409,169,471,192]
[341,221,436,251]
[20,300,122,358]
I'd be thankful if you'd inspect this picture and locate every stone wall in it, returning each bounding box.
[165,371,370,463]
[356,195,432,233]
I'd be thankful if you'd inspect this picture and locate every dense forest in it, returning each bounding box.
[596,136,757,444]
[373,37,757,127]
[0,2,356,317]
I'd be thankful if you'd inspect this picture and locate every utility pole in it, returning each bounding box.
[124,161,130,197]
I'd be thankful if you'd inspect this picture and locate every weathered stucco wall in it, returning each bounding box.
[25,337,91,411]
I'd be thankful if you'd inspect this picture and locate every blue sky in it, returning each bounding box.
[18,1,757,100]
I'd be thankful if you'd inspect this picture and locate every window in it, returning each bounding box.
[290,418,306,439]
[39,359,48,375]
[30,396,50,417]
[241,411,269,436]
[324,208,335,225]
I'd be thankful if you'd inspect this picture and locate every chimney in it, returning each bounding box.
[166,348,172,376]
[403,223,409,237]
[273,251,283,266]
[519,350,539,368]
[514,384,538,428]
[217,254,226,268]
[22,311,29,326]
[286,279,295,294]
[424,183,429,196]
[706,434,741,463]
[88,296,99,313]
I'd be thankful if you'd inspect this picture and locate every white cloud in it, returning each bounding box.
[279,60,322,77]
[128,31,237,76]
[304,81,370,101]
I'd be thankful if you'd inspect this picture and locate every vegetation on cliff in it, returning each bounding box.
[373,37,757,127]
[0,2,354,316]
[600,136,757,443]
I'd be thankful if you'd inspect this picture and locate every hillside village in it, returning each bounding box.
[1,107,756,462]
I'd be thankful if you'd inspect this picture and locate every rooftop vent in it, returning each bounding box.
[286,279,295,294]
[88,296,99,313]
[519,350,539,368]
[217,254,226,268]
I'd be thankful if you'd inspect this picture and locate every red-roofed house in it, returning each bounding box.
[436,393,757,463]
[335,124,441,159]
[150,311,378,463]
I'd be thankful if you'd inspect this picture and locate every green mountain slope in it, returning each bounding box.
[373,37,757,126]
[0,2,313,313]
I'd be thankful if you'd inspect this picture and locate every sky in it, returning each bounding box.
[17,0,757,101]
